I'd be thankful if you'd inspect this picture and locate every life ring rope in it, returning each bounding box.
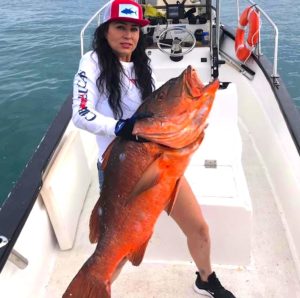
[235,5,260,62]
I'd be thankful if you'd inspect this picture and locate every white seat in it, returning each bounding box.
[40,127,92,250]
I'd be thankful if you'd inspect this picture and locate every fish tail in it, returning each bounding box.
[89,198,101,243]
[63,262,111,298]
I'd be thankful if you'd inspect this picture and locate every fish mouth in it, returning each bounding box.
[184,66,205,99]
[133,66,220,149]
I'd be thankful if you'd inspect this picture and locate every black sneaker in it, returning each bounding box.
[193,271,236,298]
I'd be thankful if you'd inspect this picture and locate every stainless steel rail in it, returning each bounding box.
[80,0,280,83]
[80,0,114,57]
[236,0,279,81]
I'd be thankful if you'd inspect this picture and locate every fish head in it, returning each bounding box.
[133,66,219,148]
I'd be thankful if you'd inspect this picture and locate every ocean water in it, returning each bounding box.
[0,0,299,205]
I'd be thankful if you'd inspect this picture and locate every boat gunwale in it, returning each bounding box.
[0,95,73,273]
[221,27,300,156]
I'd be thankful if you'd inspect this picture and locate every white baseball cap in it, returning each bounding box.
[102,0,150,27]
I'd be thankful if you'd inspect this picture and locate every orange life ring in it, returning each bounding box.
[235,6,260,62]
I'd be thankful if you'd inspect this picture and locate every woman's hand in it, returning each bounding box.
[114,113,152,142]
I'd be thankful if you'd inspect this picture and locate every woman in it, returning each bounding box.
[72,0,235,297]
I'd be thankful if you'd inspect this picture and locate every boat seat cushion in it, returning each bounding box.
[40,130,91,250]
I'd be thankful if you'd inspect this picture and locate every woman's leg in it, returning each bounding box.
[111,257,127,282]
[169,176,212,282]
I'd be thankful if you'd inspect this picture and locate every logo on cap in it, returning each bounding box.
[119,4,139,19]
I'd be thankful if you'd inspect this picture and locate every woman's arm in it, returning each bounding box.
[72,52,117,136]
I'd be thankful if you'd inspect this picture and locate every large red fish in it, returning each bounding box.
[63,66,219,298]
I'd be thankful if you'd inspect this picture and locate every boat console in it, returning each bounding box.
[142,0,213,62]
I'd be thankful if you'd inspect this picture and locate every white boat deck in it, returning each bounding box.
[45,122,300,297]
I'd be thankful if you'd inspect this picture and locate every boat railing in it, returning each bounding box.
[80,0,280,84]
[235,0,279,83]
[80,0,114,57]
[80,0,210,57]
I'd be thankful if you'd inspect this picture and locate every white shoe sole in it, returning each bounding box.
[193,283,214,297]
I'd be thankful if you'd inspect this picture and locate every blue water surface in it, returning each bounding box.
[0,0,100,204]
[0,0,299,205]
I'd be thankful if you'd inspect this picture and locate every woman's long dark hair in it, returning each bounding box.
[92,22,155,119]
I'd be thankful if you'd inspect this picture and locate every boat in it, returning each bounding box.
[1,0,300,296]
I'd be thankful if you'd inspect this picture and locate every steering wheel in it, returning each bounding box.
[157,27,196,57]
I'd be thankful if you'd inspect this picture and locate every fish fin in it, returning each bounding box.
[166,177,183,215]
[89,198,101,243]
[126,153,162,203]
[63,260,111,298]
[101,138,117,170]
[128,234,152,266]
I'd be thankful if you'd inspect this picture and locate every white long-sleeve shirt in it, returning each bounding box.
[72,51,154,161]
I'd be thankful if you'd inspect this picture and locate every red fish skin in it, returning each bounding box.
[133,68,219,148]
[62,67,219,298]
[62,140,162,298]
[63,134,204,298]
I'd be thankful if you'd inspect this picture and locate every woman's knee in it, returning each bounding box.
[191,221,210,242]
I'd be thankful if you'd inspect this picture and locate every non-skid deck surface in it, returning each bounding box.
[46,123,300,297]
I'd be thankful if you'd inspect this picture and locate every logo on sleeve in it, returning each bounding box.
[79,95,96,121]
[77,70,96,122]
